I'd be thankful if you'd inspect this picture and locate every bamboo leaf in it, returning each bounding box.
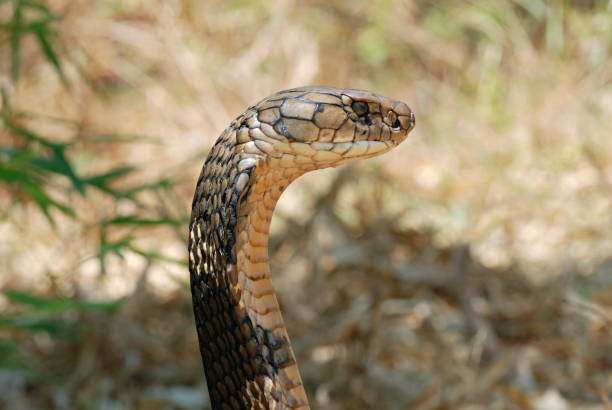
[21,181,75,223]
[104,215,183,227]
[0,164,39,185]
[3,290,122,313]
[8,0,24,81]
[31,144,85,195]
[117,178,175,199]
[83,166,135,196]
[129,247,187,266]
[98,234,134,273]
[0,338,27,370]
[4,121,85,194]
[0,314,75,338]
[3,290,59,309]
[31,20,66,82]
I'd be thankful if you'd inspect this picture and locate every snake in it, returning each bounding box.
[188,86,415,410]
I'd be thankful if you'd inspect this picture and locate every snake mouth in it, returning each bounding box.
[326,140,397,166]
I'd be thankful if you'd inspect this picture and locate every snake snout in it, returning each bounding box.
[393,102,415,132]
[387,103,415,146]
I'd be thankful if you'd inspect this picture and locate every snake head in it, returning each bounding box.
[237,86,415,170]
[335,88,415,161]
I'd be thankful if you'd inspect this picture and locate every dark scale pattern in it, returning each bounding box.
[189,120,293,409]
[189,122,261,409]
[189,86,415,410]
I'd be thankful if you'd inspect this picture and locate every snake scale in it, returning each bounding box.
[188,86,415,409]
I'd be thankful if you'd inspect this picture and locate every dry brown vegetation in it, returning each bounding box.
[1,1,612,409]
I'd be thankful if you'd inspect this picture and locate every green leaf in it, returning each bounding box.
[30,144,85,195]
[85,170,175,201]
[3,289,122,312]
[0,151,76,223]
[8,0,24,81]
[2,291,77,317]
[2,0,64,83]
[0,338,28,370]
[98,234,134,273]
[31,20,66,83]
[0,339,18,364]
[4,119,63,148]
[83,166,135,196]
[104,215,183,227]
[3,290,59,309]
[0,314,75,338]
[4,121,85,195]
[21,0,54,18]
[21,181,75,222]
[130,247,187,266]
[117,178,175,199]
[0,164,39,185]
[0,87,10,113]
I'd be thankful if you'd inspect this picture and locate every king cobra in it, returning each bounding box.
[188,86,415,409]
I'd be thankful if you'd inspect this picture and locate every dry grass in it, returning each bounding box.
[1,0,612,409]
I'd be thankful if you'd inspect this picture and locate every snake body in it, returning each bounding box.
[188,86,415,409]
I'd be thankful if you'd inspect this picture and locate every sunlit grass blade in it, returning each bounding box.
[7,0,24,81]
[24,183,74,222]
[30,145,85,194]
[3,290,122,312]
[83,166,136,196]
[31,19,66,84]
[0,161,38,183]
[117,178,175,199]
[104,215,184,227]
[0,164,75,223]
[20,0,53,17]
[2,0,65,83]
[2,292,74,318]
[0,338,28,370]
[4,121,86,194]
[98,234,133,273]
[0,290,122,343]
[3,290,67,309]
[0,314,75,339]
[129,247,187,266]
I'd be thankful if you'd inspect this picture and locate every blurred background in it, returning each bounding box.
[1,1,612,409]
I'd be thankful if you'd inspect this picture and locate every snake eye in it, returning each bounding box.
[351,101,369,116]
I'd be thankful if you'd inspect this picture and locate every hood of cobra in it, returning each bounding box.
[232,86,415,170]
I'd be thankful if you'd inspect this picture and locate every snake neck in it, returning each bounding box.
[189,127,310,410]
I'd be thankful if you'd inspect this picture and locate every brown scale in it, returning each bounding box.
[189,86,415,410]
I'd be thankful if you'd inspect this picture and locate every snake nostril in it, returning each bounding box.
[392,118,401,129]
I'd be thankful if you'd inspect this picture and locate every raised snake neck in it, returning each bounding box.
[188,86,415,409]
